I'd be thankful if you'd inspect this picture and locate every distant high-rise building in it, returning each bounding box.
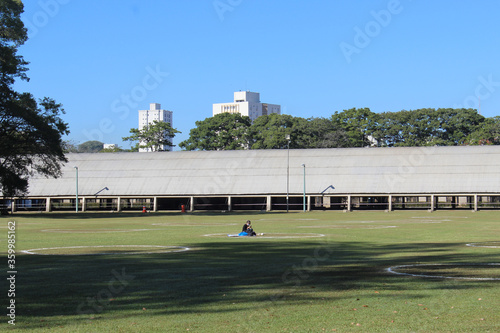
[138,103,173,152]
[212,91,280,121]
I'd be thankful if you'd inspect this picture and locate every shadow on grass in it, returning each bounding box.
[13,238,500,329]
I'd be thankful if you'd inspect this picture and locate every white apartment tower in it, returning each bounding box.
[212,91,281,121]
[138,103,173,152]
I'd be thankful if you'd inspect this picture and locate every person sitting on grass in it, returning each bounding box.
[240,220,257,236]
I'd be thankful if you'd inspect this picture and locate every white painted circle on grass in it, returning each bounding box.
[411,216,438,219]
[203,233,325,239]
[413,220,447,223]
[466,242,500,249]
[22,245,190,256]
[387,263,500,281]
[41,229,158,233]
[298,225,397,229]
[254,218,319,221]
[152,222,237,226]
[411,216,467,219]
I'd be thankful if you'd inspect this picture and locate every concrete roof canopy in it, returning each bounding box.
[17,146,500,197]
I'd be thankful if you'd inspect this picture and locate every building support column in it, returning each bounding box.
[46,197,51,212]
[190,196,194,212]
[227,196,232,212]
[117,197,121,212]
[153,197,158,212]
[11,199,16,213]
[474,194,478,212]
[430,195,435,212]
[307,195,311,212]
[81,197,86,212]
[347,195,352,212]
[266,196,272,211]
[388,195,392,212]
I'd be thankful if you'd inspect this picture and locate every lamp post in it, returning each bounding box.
[286,134,290,212]
[302,164,306,212]
[74,166,78,212]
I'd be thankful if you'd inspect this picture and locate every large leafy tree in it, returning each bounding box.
[179,113,251,150]
[465,115,500,145]
[330,108,380,147]
[248,114,352,149]
[377,108,484,146]
[248,113,298,149]
[62,140,79,153]
[0,0,69,197]
[377,109,432,147]
[77,140,103,153]
[123,120,180,151]
[300,117,350,148]
[430,108,484,145]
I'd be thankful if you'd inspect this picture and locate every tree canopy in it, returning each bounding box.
[377,108,485,146]
[123,120,180,151]
[331,108,379,147]
[77,140,104,153]
[179,108,496,151]
[248,114,296,149]
[179,113,251,150]
[0,0,69,197]
[464,115,500,145]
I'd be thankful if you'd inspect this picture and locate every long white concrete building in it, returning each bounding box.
[2,146,500,213]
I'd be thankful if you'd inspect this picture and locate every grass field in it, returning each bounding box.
[2,210,500,332]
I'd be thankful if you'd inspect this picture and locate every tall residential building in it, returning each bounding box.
[138,103,173,152]
[212,91,281,121]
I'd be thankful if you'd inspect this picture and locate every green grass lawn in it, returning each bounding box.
[1,210,500,332]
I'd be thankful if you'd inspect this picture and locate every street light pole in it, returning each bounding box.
[74,166,78,212]
[286,134,290,212]
[302,164,306,212]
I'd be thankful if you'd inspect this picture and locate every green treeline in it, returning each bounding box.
[179,108,500,150]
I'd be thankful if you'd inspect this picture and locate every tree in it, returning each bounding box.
[248,114,298,149]
[179,113,251,151]
[248,114,350,149]
[331,108,380,147]
[0,0,69,197]
[300,117,350,148]
[62,140,79,153]
[123,120,180,151]
[180,113,354,151]
[78,140,103,153]
[377,108,485,147]
[465,116,500,145]
[430,108,484,145]
[377,110,410,146]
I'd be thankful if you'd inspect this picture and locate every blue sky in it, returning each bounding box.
[15,0,500,149]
